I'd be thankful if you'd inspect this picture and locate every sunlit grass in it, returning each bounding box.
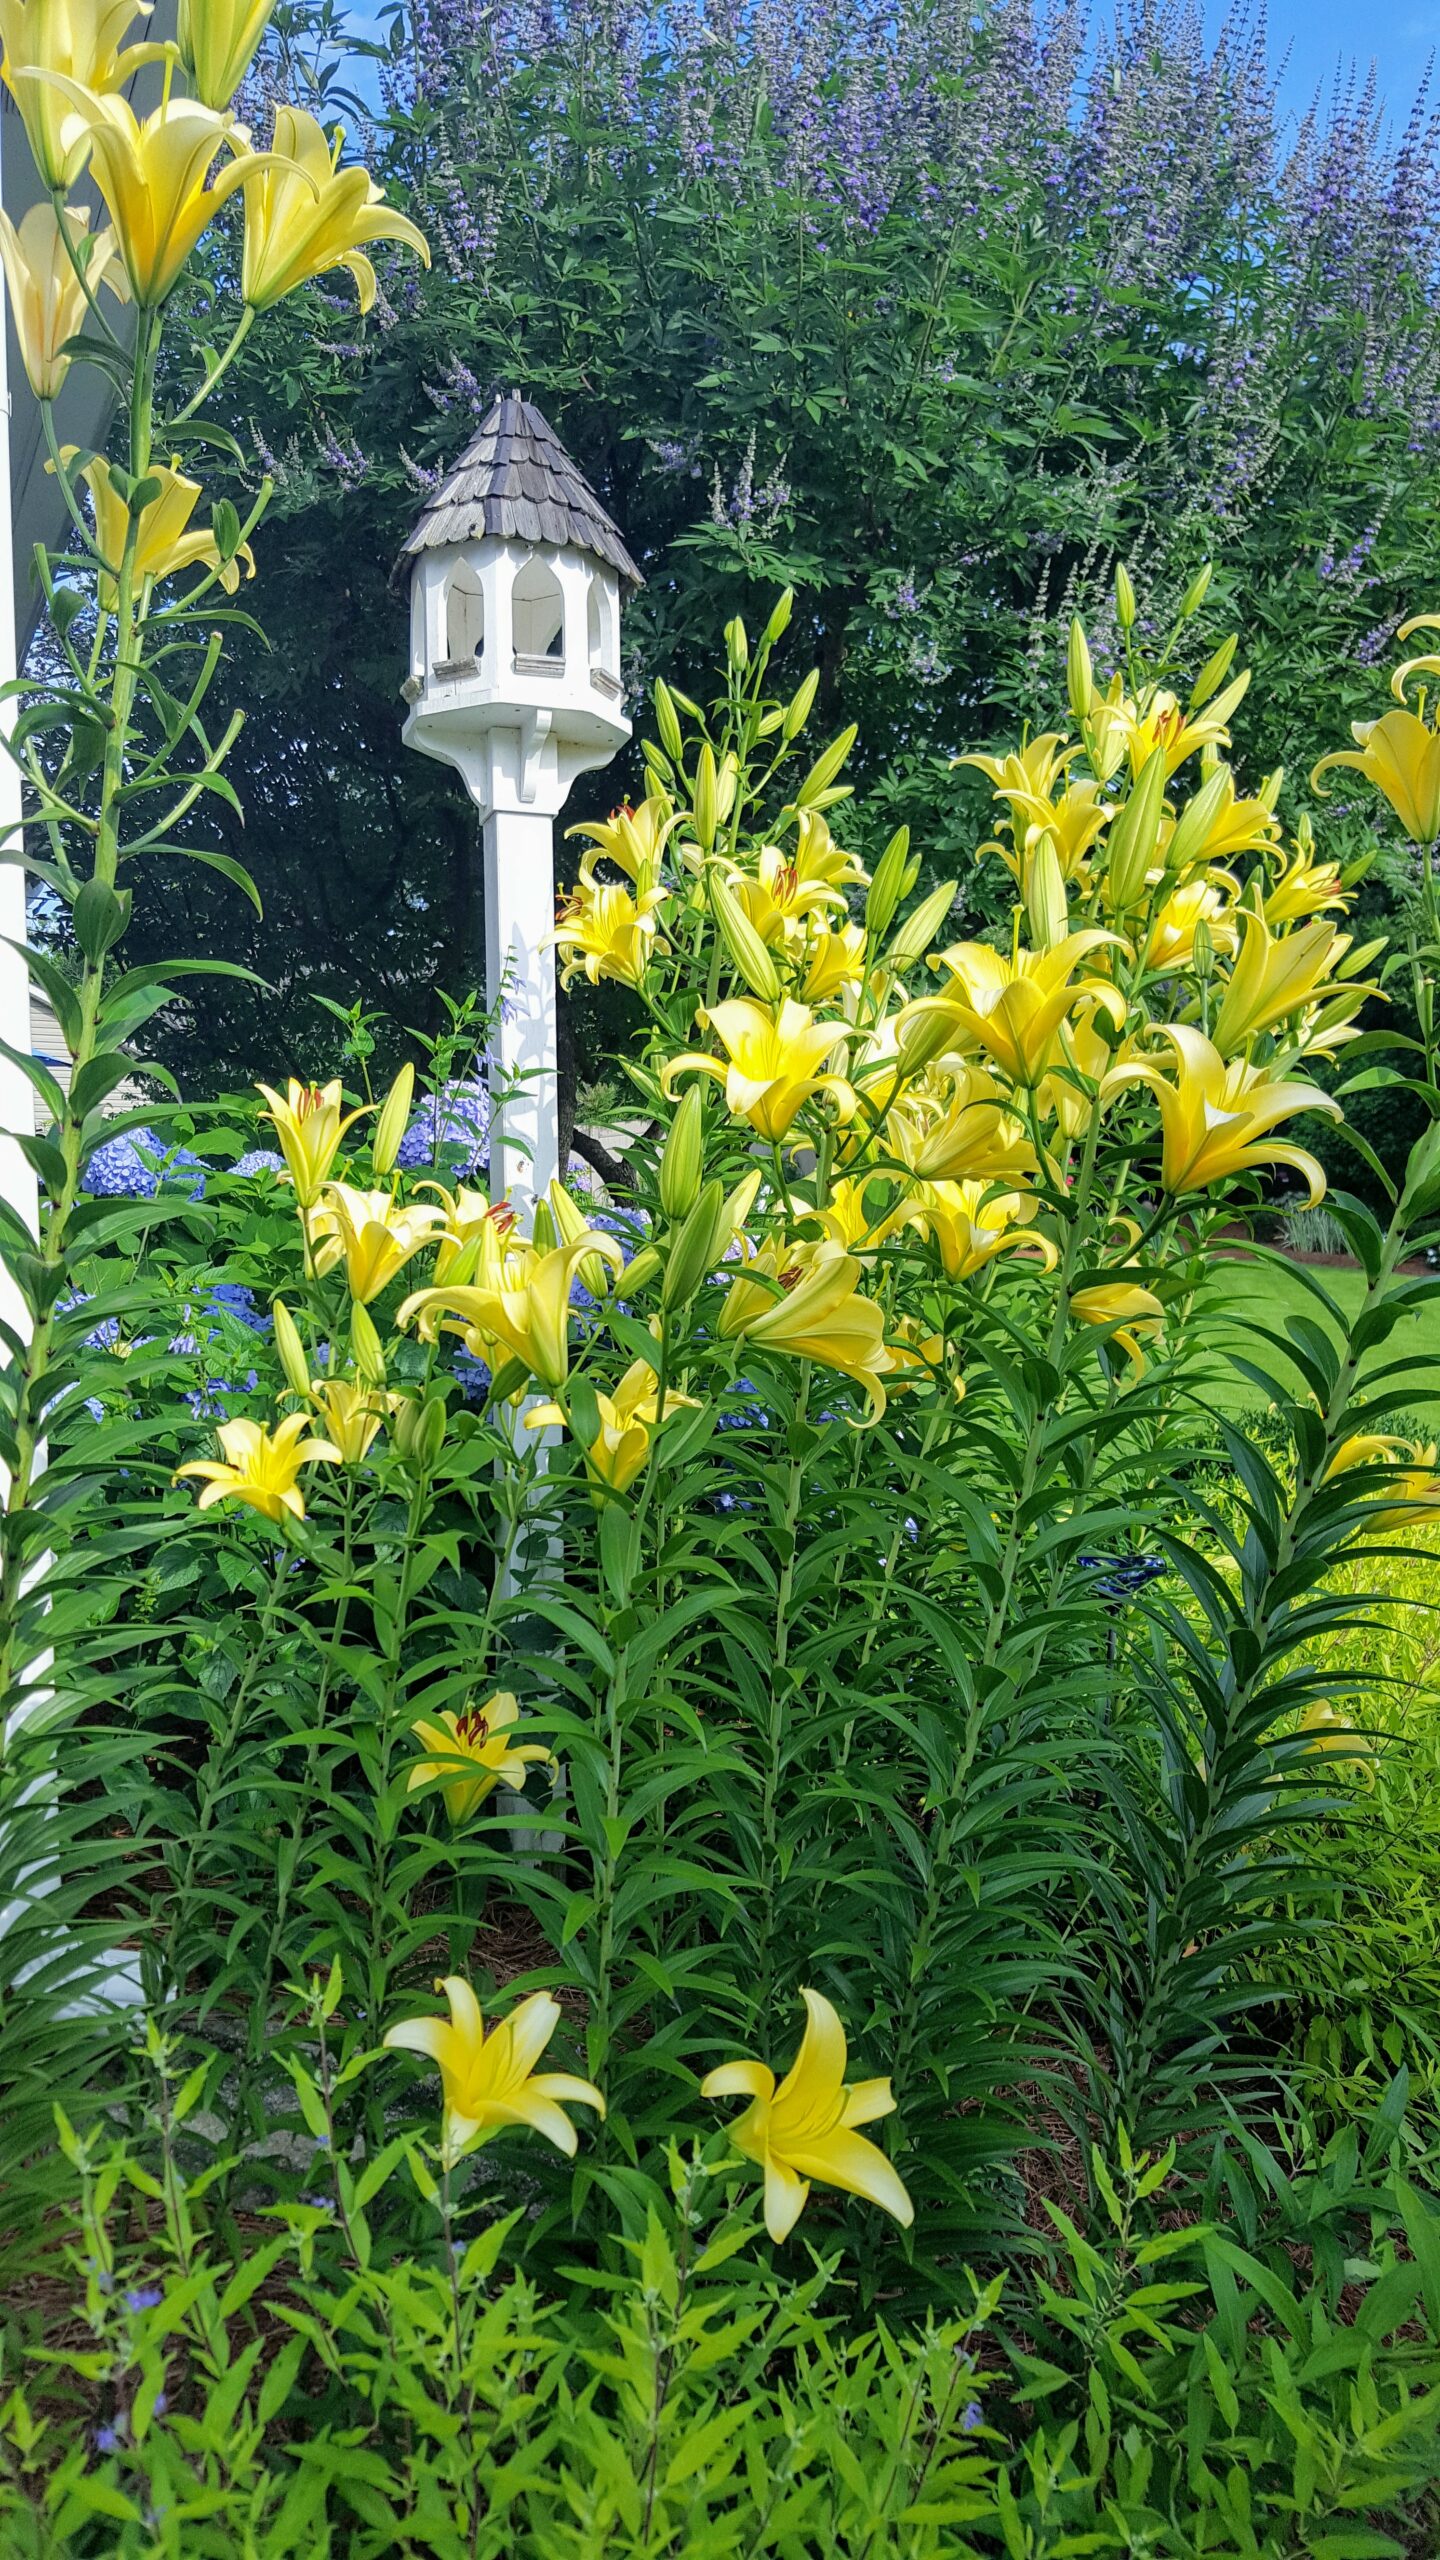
[1192,1250,1440,1422]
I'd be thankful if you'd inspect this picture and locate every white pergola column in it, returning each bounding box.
[483,804,560,1213]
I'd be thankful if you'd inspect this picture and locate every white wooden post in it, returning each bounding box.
[483,804,560,1212]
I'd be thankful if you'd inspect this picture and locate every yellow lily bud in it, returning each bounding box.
[1189,632,1238,710]
[886,877,957,974]
[177,0,274,108]
[371,1062,414,1177]
[659,1084,705,1222]
[351,1297,387,1386]
[272,1297,310,1399]
[1067,617,1094,720]
[709,873,781,1001]
[1104,746,1167,910]
[1025,832,1069,951]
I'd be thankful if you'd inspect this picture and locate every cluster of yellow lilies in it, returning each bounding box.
[384,1974,914,2243]
[543,615,1404,1392]
[177,598,1440,1542]
[0,0,427,583]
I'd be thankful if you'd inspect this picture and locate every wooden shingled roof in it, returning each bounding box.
[401,392,642,586]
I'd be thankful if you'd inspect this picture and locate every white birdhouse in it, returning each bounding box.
[398,392,642,1208]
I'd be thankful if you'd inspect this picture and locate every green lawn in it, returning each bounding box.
[1190,1253,1440,1426]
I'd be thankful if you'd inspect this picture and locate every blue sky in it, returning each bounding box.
[1236,0,1440,130]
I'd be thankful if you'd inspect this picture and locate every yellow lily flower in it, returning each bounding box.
[241,105,430,312]
[383,1976,603,2168]
[1324,1430,1405,1479]
[399,1230,624,1391]
[701,1988,912,2244]
[889,1180,1056,1283]
[885,1063,1036,1184]
[256,1077,371,1208]
[527,1359,700,1495]
[177,0,273,109]
[552,874,668,991]
[1035,1001,1139,1141]
[0,0,152,189]
[0,202,125,400]
[36,85,269,306]
[1261,838,1350,926]
[1104,1024,1340,1204]
[1143,875,1238,975]
[1209,914,1373,1058]
[1312,709,1440,846]
[717,1241,892,1419]
[736,844,846,941]
[911,930,1123,1087]
[1071,1280,1164,1371]
[407,1693,554,1825]
[987,777,1112,885]
[422,1185,514,1286]
[886,1315,961,1398]
[566,792,675,885]
[805,1174,883,1253]
[307,1182,443,1302]
[662,998,855,1143]
[1324,1433,1440,1534]
[307,1376,388,1465]
[68,450,253,610]
[800,921,867,1003]
[175,1411,339,1524]
[1157,767,1281,872]
[957,730,1077,810]
[1294,1700,1375,1785]
[788,805,869,896]
[1110,674,1249,780]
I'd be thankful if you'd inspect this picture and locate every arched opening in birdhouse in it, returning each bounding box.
[512,555,565,665]
[587,572,613,671]
[443,560,485,668]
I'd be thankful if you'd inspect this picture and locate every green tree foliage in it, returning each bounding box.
[118,0,1440,1092]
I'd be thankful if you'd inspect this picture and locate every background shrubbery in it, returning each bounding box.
[114,0,1440,1111]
